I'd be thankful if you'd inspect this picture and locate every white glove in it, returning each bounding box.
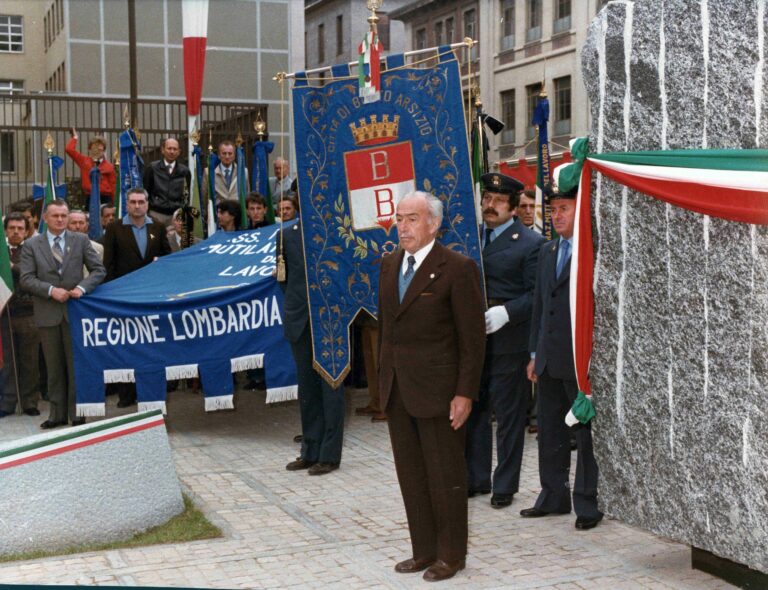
[484,305,509,335]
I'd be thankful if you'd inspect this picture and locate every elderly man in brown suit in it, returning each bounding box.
[377,191,485,582]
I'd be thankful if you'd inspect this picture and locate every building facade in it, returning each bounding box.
[304,0,408,74]
[0,0,303,204]
[390,0,614,166]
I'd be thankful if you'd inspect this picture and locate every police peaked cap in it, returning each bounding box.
[481,172,524,196]
[543,183,577,201]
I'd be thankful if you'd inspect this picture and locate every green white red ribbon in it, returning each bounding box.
[563,139,768,417]
[358,31,381,103]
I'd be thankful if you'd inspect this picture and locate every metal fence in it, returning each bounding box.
[0,94,268,211]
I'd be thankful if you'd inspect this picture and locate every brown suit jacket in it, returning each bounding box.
[102,217,171,281]
[377,241,486,418]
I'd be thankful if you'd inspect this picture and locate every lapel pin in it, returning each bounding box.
[293,225,298,231]
[512,233,519,241]
[551,244,557,252]
[429,273,435,279]
[150,234,155,239]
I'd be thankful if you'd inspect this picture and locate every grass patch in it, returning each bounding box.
[0,493,222,563]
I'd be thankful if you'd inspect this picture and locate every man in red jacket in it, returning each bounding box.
[64,129,116,203]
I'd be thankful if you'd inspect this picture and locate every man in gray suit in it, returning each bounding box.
[20,199,106,429]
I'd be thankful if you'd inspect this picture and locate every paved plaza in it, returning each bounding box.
[0,386,735,589]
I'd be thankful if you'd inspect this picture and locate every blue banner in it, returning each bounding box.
[251,140,274,194]
[118,129,144,217]
[69,224,298,417]
[532,94,554,238]
[291,55,483,386]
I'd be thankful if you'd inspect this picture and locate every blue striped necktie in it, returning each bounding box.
[556,240,570,278]
[52,236,64,275]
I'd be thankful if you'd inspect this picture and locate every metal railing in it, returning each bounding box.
[0,94,268,211]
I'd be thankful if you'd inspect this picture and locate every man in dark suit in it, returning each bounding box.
[281,219,345,475]
[521,185,602,530]
[143,137,191,226]
[102,187,171,406]
[465,173,545,509]
[0,213,41,418]
[19,199,105,429]
[377,191,485,582]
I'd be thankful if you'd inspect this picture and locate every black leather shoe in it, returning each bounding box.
[71,418,86,427]
[23,408,41,416]
[394,557,436,573]
[423,559,466,582]
[520,507,552,518]
[40,420,65,430]
[490,493,514,508]
[308,462,339,475]
[467,489,490,498]
[575,514,603,530]
[286,457,315,471]
[293,434,303,443]
[116,400,136,408]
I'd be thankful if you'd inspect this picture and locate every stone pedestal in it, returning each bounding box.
[581,0,768,574]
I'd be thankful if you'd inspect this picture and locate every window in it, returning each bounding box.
[445,17,454,44]
[554,76,571,136]
[415,27,427,50]
[434,21,443,46]
[526,0,541,43]
[0,132,15,173]
[318,23,325,63]
[500,0,515,51]
[464,9,477,60]
[0,15,23,53]
[336,14,343,56]
[0,80,23,94]
[500,89,515,145]
[554,0,571,33]
[526,83,541,140]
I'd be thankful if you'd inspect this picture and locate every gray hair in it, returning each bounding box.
[401,191,444,225]
[126,187,149,200]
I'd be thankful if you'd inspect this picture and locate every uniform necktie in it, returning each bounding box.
[224,167,232,188]
[52,236,64,275]
[399,255,416,303]
[556,240,570,278]
[484,227,494,249]
[167,164,173,176]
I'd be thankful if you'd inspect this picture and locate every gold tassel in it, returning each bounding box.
[276,255,286,282]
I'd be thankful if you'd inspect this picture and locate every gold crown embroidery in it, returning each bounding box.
[349,115,400,146]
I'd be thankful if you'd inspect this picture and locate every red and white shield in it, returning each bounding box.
[344,141,415,232]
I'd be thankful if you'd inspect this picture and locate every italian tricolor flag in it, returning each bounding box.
[0,219,12,368]
[563,139,768,425]
[358,30,382,103]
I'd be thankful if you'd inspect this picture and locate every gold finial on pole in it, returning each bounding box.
[190,127,200,146]
[235,130,244,147]
[366,0,382,30]
[123,106,130,129]
[253,111,267,139]
[43,133,54,155]
[207,128,213,154]
[472,84,482,107]
[113,134,119,162]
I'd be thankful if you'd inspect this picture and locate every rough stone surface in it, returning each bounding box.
[0,412,184,556]
[582,0,768,574]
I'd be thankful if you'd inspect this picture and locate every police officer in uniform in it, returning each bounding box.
[465,173,544,508]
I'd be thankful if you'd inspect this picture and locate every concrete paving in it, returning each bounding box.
[0,386,735,589]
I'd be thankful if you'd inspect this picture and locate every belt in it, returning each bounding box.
[487,298,506,307]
